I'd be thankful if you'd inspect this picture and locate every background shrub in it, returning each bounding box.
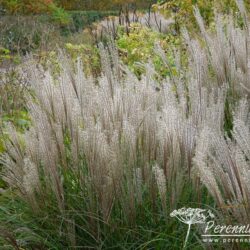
[117,23,182,78]
[154,0,250,32]
[0,16,60,55]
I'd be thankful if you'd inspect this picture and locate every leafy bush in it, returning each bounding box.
[48,2,71,26]
[1,0,52,14]
[0,16,59,55]
[0,0,55,13]
[0,0,71,27]
[0,0,20,14]
[117,23,181,77]
[154,0,250,32]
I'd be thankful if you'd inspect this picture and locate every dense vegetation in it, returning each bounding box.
[0,0,250,249]
[0,0,156,13]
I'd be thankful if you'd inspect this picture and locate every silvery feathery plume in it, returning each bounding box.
[170,207,215,249]
[23,158,39,195]
[133,168,143,204]
[153,164,167,211]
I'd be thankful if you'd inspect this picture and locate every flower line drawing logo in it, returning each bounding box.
[170,207,215,249]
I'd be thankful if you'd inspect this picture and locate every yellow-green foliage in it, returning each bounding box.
[49,3,71,26]
[154,0,250,31]
[0,47,11,61]
[1,0,71,26]
[65,43,100,76]
[117,23,180,78]
[0,47,20,64]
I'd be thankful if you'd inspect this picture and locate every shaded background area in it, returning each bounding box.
[0,0,157,13]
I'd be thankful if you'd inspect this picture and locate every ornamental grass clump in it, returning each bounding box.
[0,1,250,248]
[0,42,227,247]
[193,100,250,223]
[190,1,250,224]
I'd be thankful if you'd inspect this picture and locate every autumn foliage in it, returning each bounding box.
[1,0,54,14]
[57,0,155,11]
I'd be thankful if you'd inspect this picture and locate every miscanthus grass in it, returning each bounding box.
[0,1,249,249]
